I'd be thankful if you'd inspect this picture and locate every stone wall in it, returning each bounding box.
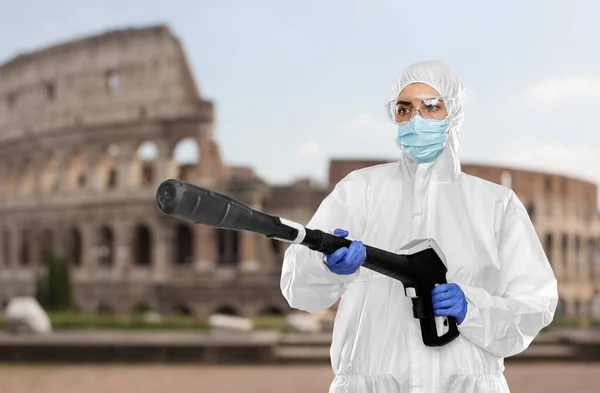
[0,26,287,317]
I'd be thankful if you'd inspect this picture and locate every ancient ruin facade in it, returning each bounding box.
[1,26,598,320]
[0,26,292,317]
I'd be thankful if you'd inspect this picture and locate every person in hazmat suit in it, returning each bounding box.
[280,60,558,393]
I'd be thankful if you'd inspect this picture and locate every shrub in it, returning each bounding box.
[36,251,74,312]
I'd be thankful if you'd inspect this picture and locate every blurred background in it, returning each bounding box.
[0,1,599,392]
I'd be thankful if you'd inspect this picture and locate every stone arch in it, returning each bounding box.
[260,305,285,316]
[270,239,283,264]
[19,229,30,266]
[99,144,119,190]
[0,162,6,200]
[136,140,158,187]
[216,229,239,266]
[574,299,583,318]
[133,303,151,315]
[97,226,115,266]
[544,176,553,193]
[3,161,16,198]
[213,305,240,316]
[3,230,11,268]
[561,234,568,273]
[556,296,567,317]
[65,227,82,266]
[588,237,597,282]
[526,202,536,222]
[41,153,59,196]
[39,229,54,263]
[173,137,200,181]
[596,238,600,282]
[67,150,86,189]
[106,69,119,91]
[173,303,194,317]
[97,303,115,315]
[575,235,582,278]
[544,233,554,264]
[173,224,194,266]
[133,224,152,266]
[20,159,35,197]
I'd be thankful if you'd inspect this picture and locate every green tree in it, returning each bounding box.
[36,251,74,311]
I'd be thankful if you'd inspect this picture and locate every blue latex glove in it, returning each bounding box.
[323,228,366,275]
[431,283,468,325]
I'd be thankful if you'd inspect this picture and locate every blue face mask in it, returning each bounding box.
[396,116,450,163]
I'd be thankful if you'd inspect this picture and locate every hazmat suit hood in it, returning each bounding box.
[392,60,466,182]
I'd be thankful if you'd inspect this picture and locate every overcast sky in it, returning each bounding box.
[1,0,599,198]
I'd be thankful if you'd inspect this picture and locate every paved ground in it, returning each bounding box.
[1,363,599,393]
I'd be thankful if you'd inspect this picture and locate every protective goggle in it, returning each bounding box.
[385,95,453,124]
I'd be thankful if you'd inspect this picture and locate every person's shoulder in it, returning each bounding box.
[331,162,398,195]
[342,162,399,182]
[460,172,514,200]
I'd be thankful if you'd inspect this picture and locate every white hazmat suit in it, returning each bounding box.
[280,60,558,393]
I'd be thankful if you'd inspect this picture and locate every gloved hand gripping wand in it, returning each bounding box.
[155,179,459,347]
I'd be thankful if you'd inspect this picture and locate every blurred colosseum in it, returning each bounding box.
[0,25,598,319]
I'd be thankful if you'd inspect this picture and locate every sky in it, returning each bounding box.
[1,0,599,197]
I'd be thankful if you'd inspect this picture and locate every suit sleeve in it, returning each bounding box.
[280,172,368,313]
[457,190,559,358]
